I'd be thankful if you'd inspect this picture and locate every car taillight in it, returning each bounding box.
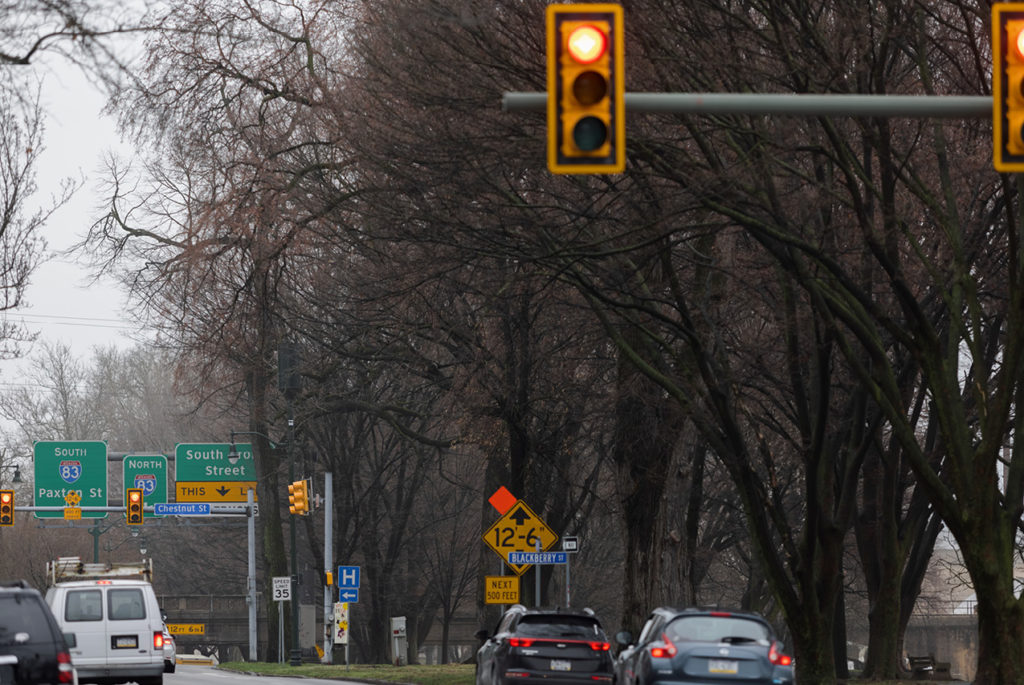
[508,637,534,648]
[154,632,164,649]
[649,634,677,658]
[769,641,792,666]
[589,641,611,651]
[57,651,74,684]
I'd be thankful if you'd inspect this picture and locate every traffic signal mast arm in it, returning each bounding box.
[510,91,989,117]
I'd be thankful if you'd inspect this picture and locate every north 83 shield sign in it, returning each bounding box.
[483,500,558,575]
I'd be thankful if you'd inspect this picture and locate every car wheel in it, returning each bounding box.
[164,660,176,674]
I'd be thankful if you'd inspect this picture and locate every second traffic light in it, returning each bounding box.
[0,490,13,526]
[288,479,309,515]
[126,488,144,525]
[994,4,1024,171]
[547,3,625,174]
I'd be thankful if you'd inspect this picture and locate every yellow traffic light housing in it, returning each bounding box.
[126,488,144,525]
[0,490,13,526]
[993,4,1024,171]
[288,479,309,515]
[547,4,625,174]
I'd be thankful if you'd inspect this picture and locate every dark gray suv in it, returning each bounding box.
[0,580,76,685]
[475,605,614,685]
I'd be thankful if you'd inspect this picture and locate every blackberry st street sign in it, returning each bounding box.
[34,441,108,519]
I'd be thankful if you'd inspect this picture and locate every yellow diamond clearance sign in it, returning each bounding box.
[483,500,558,575]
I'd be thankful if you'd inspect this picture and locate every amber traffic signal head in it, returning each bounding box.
[288,479,309,515]
[993,4,1024,171]
[547,4,625,174]
[0,490,13,526]
[126,488,144,525]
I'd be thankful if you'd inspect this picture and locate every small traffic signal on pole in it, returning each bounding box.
[547,3,625,174]
[288,480,309,515]
[0,490,13,526]
[993,4,1024,171]
[126,488,144,525]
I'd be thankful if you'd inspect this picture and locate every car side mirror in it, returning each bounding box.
[615,630,633,647]
[64,633,77,649]
[475,629,490,641]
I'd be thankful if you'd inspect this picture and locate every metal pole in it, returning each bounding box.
[322,473,333,663]
[565,554,570,608]
[247,488,257,662]
[278,604,285,663]
[288,410,301,666]
[535,538,541,608]
[501,92,992,118]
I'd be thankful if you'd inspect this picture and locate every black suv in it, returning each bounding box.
[475,605,614,685]
[0,580,76,685]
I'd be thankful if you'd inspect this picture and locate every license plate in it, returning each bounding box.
[550,659,572,671]
[114,636,138,649]
[708,659,738,674]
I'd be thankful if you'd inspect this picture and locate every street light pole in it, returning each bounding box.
[278,340,303,667]
[287,406,301,666]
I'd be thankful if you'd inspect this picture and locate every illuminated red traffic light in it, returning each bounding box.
[547,4,624,174]
[993,5,1024,171]
[566,25,607,64]
[0,490,13,526]
[126,487,144,525]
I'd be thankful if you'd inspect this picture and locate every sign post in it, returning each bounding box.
[34,441,108,519]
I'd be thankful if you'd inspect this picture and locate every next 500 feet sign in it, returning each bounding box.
[34,441,108,519]
[174,443,258,503]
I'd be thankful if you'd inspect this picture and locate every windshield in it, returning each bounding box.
[665,615,770,644]
[516,616,605,640]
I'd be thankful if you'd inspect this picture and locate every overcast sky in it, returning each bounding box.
[15,64,139,354]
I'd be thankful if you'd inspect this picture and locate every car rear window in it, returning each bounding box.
[66,590,103,622]
[665,615,770,644]
[0,595,53,641]
[516,615,605,639]
[108,589,146,621]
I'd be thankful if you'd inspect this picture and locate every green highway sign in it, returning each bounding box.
[34,441,108,519]
[174,443,256,482]
[123,455,168,517]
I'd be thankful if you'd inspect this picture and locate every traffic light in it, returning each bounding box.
[547,3,625,174]
[994,4,1024,171]
[0,490,13,526]
[288,480,309,515]
[126,488,144,525]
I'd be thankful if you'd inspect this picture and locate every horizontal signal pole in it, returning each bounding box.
[503,92,991,118]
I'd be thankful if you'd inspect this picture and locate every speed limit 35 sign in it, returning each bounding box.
[272,576,291,601]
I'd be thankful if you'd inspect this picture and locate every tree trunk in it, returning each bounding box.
[613,331,682,634]
[973,593,1024,684]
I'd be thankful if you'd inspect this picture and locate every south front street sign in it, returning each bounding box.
[34,441,108,519]
[174,442,258,503]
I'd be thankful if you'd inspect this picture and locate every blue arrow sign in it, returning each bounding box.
[507,551,567,565]
[339,588,359,603]
[338,565,360,588]
[154,503,211,516]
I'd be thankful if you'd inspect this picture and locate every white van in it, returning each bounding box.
[46,577,165,685]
